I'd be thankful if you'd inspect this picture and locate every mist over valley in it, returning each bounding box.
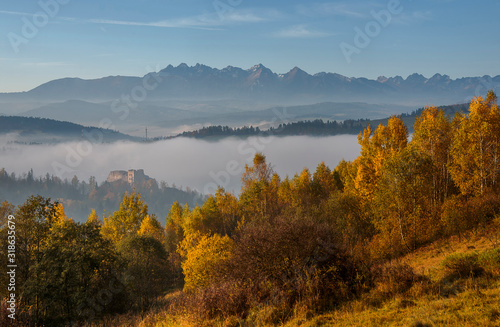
[0,134,360,198]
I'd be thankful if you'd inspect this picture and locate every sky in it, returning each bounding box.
[1,0,499,92]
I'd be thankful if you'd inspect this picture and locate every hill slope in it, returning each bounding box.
[282,224,500,327]
[0,115,139,143]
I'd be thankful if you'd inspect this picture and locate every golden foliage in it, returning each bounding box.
[138,214,165,244]
[101,192,149,244]
[179,232,233,292]
[449,93,500,196]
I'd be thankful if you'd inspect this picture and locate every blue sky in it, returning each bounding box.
[0,0,499,92]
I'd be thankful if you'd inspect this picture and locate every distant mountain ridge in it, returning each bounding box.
[1,63,498,105]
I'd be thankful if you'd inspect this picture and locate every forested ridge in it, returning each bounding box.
[1,93,500,326]
[0,116,138,142]
[177,103,468,138]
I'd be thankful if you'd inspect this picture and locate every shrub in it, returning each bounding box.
[175,215,368,324]
[478,248,500,276]
[442,194,500,239]
[373,263,427,296]
[227,215,365,313]
[440,252,484,280]
[178,281,249,322]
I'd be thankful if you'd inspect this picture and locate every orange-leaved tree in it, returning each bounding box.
[449,91,500,196]
[412,106,453,202]
[354,117,409,200]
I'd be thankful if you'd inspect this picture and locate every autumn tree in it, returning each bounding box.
[138,214,165,244]
[24,218,124,324]
[118,235,170,311]
[449,91,500,196]
[213,187,240,235]
[226,215,362,314]
[412,106,453,202]
[184,198,223,236]
[165,202,190,286]
[0,200,15,299]
[178,232,233,292]
[0,200,14,221]
[87,209,101,225]
[51,202,73,227]
[240,153,276,219]
[334,159,358,193]
[354,117,409,200]
[354,124,377,199]
[165,201,187,253]
[312,162,340,200]
[326,191,374,258]
[10,196,59,322]
[101,192,149,244]
[289,168,314,209]
[181,188,240,238]
[0,198,124,325]
[373,145,434,254]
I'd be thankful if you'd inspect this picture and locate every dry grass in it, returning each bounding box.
[283,278,500,327]
[397,221,500,281]
[280,220,500,327]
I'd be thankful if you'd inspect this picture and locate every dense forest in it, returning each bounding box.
[0,169,202,222]
[177,119,368,138]
[1,93,499,326]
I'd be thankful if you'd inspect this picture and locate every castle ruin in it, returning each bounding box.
[106,169,150,185]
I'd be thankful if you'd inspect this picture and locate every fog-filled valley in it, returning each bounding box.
[0,134,360,219]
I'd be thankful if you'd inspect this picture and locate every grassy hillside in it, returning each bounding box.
[282,223,500,327]
[76,219,500,327]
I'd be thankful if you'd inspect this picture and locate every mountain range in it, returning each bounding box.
[0,63,497,137]
[1,63,497,106]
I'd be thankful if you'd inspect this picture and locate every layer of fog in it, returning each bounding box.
[0,135,360,195]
